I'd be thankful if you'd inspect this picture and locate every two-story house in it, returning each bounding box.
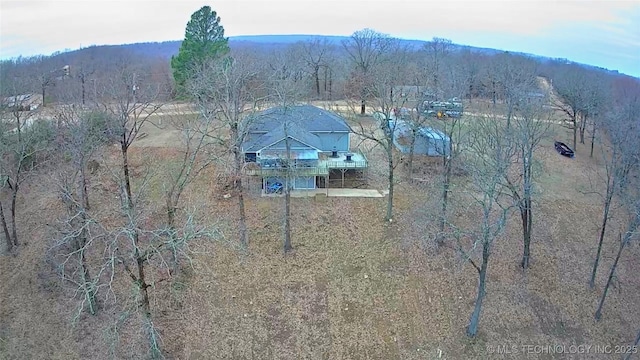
[242,105,368,192]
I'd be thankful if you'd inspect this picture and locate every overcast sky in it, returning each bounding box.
[1,0,639,76]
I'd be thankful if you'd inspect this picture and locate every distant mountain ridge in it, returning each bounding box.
[89,34,508,59]
[25,34,627,77]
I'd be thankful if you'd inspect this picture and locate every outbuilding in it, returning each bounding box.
[390,119,450,157]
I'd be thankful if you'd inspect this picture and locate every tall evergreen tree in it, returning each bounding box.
[171,6,229,96]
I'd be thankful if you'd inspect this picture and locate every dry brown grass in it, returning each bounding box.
[1,106,639,360]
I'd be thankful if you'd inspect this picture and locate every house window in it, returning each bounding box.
[294,159,318,168]
[245,153,257,162]
[294,176,316,189]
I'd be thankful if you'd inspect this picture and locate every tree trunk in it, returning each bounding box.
[138,260,151,317]
[438,158,452,244]
[520,199,532,269]
[506,103,513,129]
[283,129,293,253]
[42,85,46,107]
[467,239,490,337]
[10,186,19,247]
[521,162,533,269]
[165,193,180,272]
[237,184,248,248]
[78,226,96,315]
[491,81,497,106]
[314,66,321,98]
[80,74,86,105]
[136,258,159,357]
[80,253,96,314]
[121,143,134,209]
[284,184,292,253]
[233,145,248,249]
[589,119,596,158]
[590,188,613,288]
[0,200,12,253]
[80,163,90,210]
[386,147,394,221]
[166,195,176,229]
[579,113,586,144]
[323,66,328,95]
[595,230,632,321]
[70,182,96,315]
[572,113,578,151]
[408,129,416,178]
[623,328,640,360]
[328,69,332,101]
[120,140,154,346]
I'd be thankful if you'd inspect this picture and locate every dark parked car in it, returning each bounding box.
[554,141,575,158]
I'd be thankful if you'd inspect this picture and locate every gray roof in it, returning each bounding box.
[243,121,324,152]
[247,105,350,133]
[392,119,450,141]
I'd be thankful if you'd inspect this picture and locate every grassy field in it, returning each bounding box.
[1,101,639,360]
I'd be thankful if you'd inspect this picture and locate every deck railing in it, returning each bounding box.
[244,150,368,176]
[324,160,368,169]
[245,166,330,177]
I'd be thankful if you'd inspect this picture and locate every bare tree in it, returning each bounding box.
[0,120,13,251]
[588,122,639,287]
[34,58,70,107]
[265,48,307,253]
[79,66,219,356]
[188,50,266,249]
[381,47,425,178]
[551,63,588,150]
[159,107,215,267]
[590,86,640,292]
[49,173,104,317]
[403,104,430,178]
[433,61,470,244]
[423,37,452,100]
[97,59,164,211]
[104,169,218,357]
[492,53,539,127]
[38,70,55,108]
[594,207,640,321]
[73,63,97,106]
[343,28,393,114]
[294,38,333,99]
[265,46,307,101]
[95,60,167,355]
[48,104,114,317]
[282,123,293,253]
[458,49,486,99]
[56,106,111,205]
[501,90,552,269]
[341,39,408,221]
[0,87,55,252]
[457,114,517,337]
[577,72,611,157]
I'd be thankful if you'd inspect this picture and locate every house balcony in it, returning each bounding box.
[320,151,368,170]
[243,151,368,177]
